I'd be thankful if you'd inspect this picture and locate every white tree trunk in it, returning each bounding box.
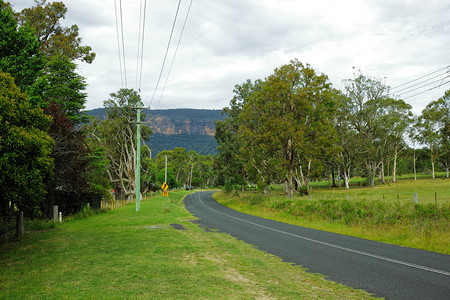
[393,146,398,183]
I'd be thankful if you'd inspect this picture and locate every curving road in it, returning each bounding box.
[185,191,450,299]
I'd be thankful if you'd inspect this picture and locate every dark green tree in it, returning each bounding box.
[29,54,87,124]
[239,60,338,197]
[42,101,91,216]
[17,0,96,63]
[0,1,44,92]
[0,72,54,219]
[215,79,262,188]
[415,89,450,178]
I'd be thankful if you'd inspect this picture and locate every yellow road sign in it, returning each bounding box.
[161,182,168,192]
[163,191,169,197]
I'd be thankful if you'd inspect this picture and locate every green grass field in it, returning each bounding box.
[0,191,376,299]
[216,178,450,254]
[308,177,450,205]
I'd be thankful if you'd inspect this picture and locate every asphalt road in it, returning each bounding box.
[185,191,450,299]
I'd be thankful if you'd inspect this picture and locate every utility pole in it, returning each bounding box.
[164,155,168,210]
[132,106,150,212]
[135,107,141,212]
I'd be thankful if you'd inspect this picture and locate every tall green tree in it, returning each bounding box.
[380,98,413,182]
[215,79,262,188]
[239,60,338,197]
[342,72,392,186]
[415,89,450,178]
[0,1,44,92]
[29,54,87,124]
[0,72,54,219]
[42,102,91,215]
[17,0,95,63]
[88,89,152,200]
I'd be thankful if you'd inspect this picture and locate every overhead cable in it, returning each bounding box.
[155,0,194,109]
[402,80,450,100]
[119,0,127,88]
[149,0,182,107]
[396,74,450,96]
[393,70,449,94]
[136,0,147,91]
[114,0,124,88]
[391,65,449,91]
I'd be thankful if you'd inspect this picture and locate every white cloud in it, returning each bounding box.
[10,0,450,114]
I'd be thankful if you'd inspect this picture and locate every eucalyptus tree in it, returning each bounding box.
[0,1,44,92]
[342,72,394,186]
[380,98,413,182]
[215,79,263,187]
[17,0,96,63]
[414,89,450,178]
[29,54,88,124]
[239,60,338,197]
[334,95,363,189]
[88,89,152,200]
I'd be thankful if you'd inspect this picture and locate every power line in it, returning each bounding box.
[149,0,182,107]
[135,0,147,91]
[396,74,450,96]
[119,0,127,88]
[138,0,147,92]
[135,0,143,90]
[114,0,124,88]
[155,0,194,109]
[391,65,450,91]
[392,70,449,94]
[402,80,450,100]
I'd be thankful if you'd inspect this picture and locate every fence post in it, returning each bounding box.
[53,205,58,222]
[414,193,418,204]
[17,211,24,237]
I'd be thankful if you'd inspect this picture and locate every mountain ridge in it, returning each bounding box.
[85,108,225,155]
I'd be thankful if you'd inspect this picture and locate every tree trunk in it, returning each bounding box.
[337,169,342,187]
[304,160,312,194]
[393,146,398,183]
[431,145,435,179]
[380,160,385,184]
[432,161,435,179]
[331,168,336,187]
[285,175,294,199]
[367,162,376,187]
[344,173,350,189]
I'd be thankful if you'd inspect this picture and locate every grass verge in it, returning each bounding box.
[215,179,450,254]
[0,191,376,299]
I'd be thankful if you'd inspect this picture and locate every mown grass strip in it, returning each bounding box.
[215,179,450,254]
[0,191,376,299]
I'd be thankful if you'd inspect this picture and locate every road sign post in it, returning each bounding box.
[162,182,169,211]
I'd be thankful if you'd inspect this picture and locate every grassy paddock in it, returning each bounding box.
[308,172,448,189]
[215,178,450,254]
[0,191,375,299]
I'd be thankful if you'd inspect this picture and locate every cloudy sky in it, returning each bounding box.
[11,0,450,114]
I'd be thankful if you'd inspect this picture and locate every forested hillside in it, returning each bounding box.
[86,108,224,155]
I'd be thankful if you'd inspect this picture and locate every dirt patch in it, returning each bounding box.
[170,223,188,230]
